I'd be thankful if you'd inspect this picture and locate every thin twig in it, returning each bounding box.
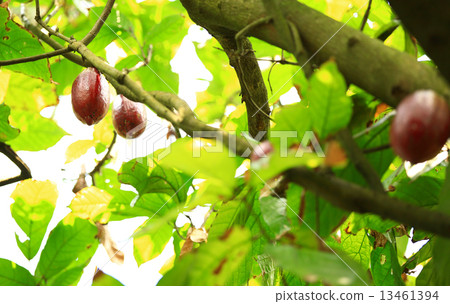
[41,0,55,19]
[89,132,117,185]
[359,0,373,32]
[256,57,300,66]
[363,143,391,154]
[267,61,277,95]
[0,47,71,66]
[174,224,186,240]
[44,3,62,24]
[81,0,115,46]
[122,45,153,74]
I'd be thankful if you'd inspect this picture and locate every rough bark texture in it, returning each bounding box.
[180,0,450,106]
[217,36,270,139]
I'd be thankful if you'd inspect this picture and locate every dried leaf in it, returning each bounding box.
[72,165,87,193]
[96,223,124,265]
[189,227,208,243]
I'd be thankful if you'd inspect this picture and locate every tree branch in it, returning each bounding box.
[359,0,372,32]
[0,143,32,187]
[180,0,450,106]
[337,128,385,193]
[388,0,450,84]
[81,0,115,46]
[22,14,254,155]
[216,36,270,139]
[89,131,117,185]
[0,47,71,67]
[285,167,450,239]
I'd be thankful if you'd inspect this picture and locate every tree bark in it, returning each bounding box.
[388,0,450,85]
[180,0,450,106]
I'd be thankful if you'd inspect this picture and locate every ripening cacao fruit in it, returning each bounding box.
[389,90,450,164]
[112,94,147,139]
[71,67,110,125]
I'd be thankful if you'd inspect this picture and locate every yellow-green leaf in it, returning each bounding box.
[65,139,96,164]
[69,186,112,221]
[10,180,58,259]
[93,111,114,145]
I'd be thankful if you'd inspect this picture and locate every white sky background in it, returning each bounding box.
[0,10,429,284]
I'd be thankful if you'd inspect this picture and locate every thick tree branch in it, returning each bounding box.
[286,167,450,239]
[0,143,31,187]
[388,0,450,85]
[217,36,270,139]
[180,0,450,106]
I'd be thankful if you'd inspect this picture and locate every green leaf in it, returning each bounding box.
[134,222,173,266]
[118,43,179,94]
[50,59,83,95]
[270,103,312,149]
[47,266,86,286]
[228,198,268,285]
[306,61,352,138]
[250,145,322,183]
[259,196,290,238]
[370,242,404,286]
[35,215,99,284]
[0,104,20,142]
[158,227,251,285]
[339,228,372,270]
[3,71,57,112]
[93,168,121,193]
[294,191,348,238]
[266,245,369,285]
[432,165,450,285]
[119,159,191,204]
[345,212,397,234]
[390,176,443,207]
[208,200,245,240]
[0,258,35,286]
[262,63,298,104]
[160,138,239,199]
[145,14,187,43]
[0,8,51,81]
[102,189,180,222]
[416,260,436,286]
[133,192,177,217]
[10,180,58,260]
[285,182,304,224]
[8,110,66,151]
[402,239,432,271]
